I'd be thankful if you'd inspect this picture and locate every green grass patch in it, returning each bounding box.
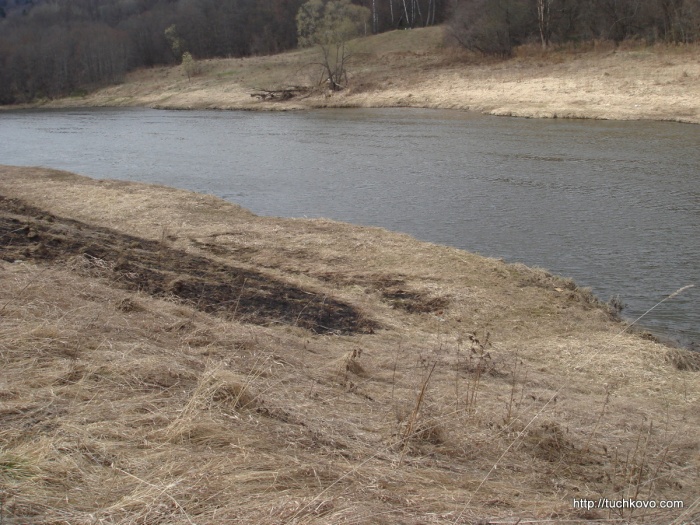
[0,451,35,481]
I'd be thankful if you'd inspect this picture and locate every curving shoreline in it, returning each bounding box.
[2,28,699,521]
[1,165,699,523]
[8,26,698,125]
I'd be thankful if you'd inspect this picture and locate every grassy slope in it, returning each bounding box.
[1,166,699,524]
[37,26,700,124]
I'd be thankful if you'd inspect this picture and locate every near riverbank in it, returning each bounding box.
[36,26,700,124]
[1,165,698,524]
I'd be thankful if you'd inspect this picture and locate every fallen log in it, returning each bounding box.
[250,86,309,101]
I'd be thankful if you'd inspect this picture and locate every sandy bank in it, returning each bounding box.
[1,165,698,524]
[29,27,700,124]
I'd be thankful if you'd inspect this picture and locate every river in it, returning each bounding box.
[1,107,698,348]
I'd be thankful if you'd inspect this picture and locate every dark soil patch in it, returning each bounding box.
[0,197,377,335]
[314,271,449,314]
[381,288,449,314]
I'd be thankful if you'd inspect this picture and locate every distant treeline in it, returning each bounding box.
[448,0,700,56]
[0,0,301,103]
[1,0,698,104]
[0,0,448,104]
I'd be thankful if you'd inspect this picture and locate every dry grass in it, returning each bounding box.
[1,165,699,524]
[21,26,699,124]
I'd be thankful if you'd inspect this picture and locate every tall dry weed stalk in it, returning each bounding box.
[583,385,611,453]
[399,361,437,466]
[504,352,526,425]
[465,331,491,414]
[453,284,695,524]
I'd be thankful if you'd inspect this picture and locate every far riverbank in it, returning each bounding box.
[16,26,700,124]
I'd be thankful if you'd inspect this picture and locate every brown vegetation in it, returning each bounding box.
[36,26,700,124]
[0,196,374,334]
[0,0,450,104]
[1,165,698,524]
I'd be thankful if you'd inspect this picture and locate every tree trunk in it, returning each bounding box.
[372,0,378,33]
[414,0,423,26]
[537,0,552,48]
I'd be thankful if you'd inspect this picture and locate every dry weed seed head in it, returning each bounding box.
[0,167,698,524]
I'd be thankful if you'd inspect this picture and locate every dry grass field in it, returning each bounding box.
[1,165,699,524]
[35,26,700,124]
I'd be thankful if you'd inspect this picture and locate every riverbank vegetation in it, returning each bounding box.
[1,166,699,523]
[448,0,700,57]
[0,0,447,104]
[1,0,700,106]
[32,25,700,124]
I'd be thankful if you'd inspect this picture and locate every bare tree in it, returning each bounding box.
[297,0,370,91]
[448,0,530,57]
[537,0,553,47]
[372,0,378,32]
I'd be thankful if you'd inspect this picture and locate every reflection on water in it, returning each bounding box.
[1,107,698,348]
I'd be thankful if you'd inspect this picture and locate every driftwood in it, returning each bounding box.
[250,86,309,101]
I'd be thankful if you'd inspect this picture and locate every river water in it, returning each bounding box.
[1,107,698,348]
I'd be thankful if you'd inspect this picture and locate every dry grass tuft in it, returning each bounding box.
[337,348,365,377]
[665,347,700,372]
[1,166,698,524]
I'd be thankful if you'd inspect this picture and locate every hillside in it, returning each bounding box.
[40,26,700,124]
[1,165,699,524]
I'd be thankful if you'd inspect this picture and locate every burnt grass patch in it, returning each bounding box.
[0,197,376,335]
[314,271,449,314]
[380,288,449,314]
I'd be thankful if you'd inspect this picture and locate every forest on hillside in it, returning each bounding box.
[0,0,448,104]
[448,0,700,56]
[0,0,698,105]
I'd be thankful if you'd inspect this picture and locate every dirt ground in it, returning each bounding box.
[32,26,700,124]
[1,166,699,524]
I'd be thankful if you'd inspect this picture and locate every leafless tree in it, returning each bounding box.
[297,0,370,90]
[448,0,530,57]
[537,0,553,47]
